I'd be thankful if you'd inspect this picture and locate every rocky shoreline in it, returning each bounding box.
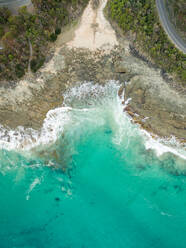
[0,0,185,145]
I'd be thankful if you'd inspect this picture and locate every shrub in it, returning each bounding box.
[2,31,14,41]
[0,7,11,24]
[55,28,61,35]
[31,57,45,72]
[0,26,4,38]
[49,33,57,42]
[15,64,25,78]
[181,70,186,81]
[8,54,14,60]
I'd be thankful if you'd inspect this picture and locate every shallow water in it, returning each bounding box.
[0,82,186,248]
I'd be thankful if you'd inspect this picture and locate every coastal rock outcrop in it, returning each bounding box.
[124,72,186,141]
[0,0,185,144]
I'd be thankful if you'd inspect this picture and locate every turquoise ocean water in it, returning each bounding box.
[0,81,186,248]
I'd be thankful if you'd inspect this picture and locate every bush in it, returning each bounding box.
[49,33,57,42]
[55,28,61,35]
[15,64,25,78]
[0,26,4,38]
[2,31,14,41]
[8,54,14,60]
[0,7,11,24]
[181,70,186,81]
[30,57,45,72]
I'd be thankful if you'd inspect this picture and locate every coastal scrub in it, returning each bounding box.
[107,0,186,85]
[0,0,89,81]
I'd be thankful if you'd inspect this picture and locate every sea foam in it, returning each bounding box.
[0,81,185,162]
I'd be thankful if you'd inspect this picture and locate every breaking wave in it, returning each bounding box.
[0,80,185,164]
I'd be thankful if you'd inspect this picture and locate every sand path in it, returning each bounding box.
[67,0,118,50]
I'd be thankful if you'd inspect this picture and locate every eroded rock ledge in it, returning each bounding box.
[0,0,185,144]
[0,44,185,143]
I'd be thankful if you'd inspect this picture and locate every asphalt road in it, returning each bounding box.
[0,0,31,8]
[156,0,186,54]
[0,0,29,5]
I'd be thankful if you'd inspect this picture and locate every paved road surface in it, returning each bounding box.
[0,0,30,6]
[156,0,186,54]
[0,0,32,12]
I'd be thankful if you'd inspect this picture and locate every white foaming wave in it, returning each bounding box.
[63,80,120,107]
[63,80,138,149]
[0,106,72,151]
[0,80,185,162]
[111,90,138,147]
[143,130,186,160]
[110,83,186,161]
[122,110,186,160]
[0,81,119,151]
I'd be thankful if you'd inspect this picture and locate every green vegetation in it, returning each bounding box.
[108,0,186,84]
[0,0,89,81]
[165,0,186,42]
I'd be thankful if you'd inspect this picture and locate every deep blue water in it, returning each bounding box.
[0,82,185,248]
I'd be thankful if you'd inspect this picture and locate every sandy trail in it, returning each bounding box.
[67,0,118,50]
[40,0,118,74]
